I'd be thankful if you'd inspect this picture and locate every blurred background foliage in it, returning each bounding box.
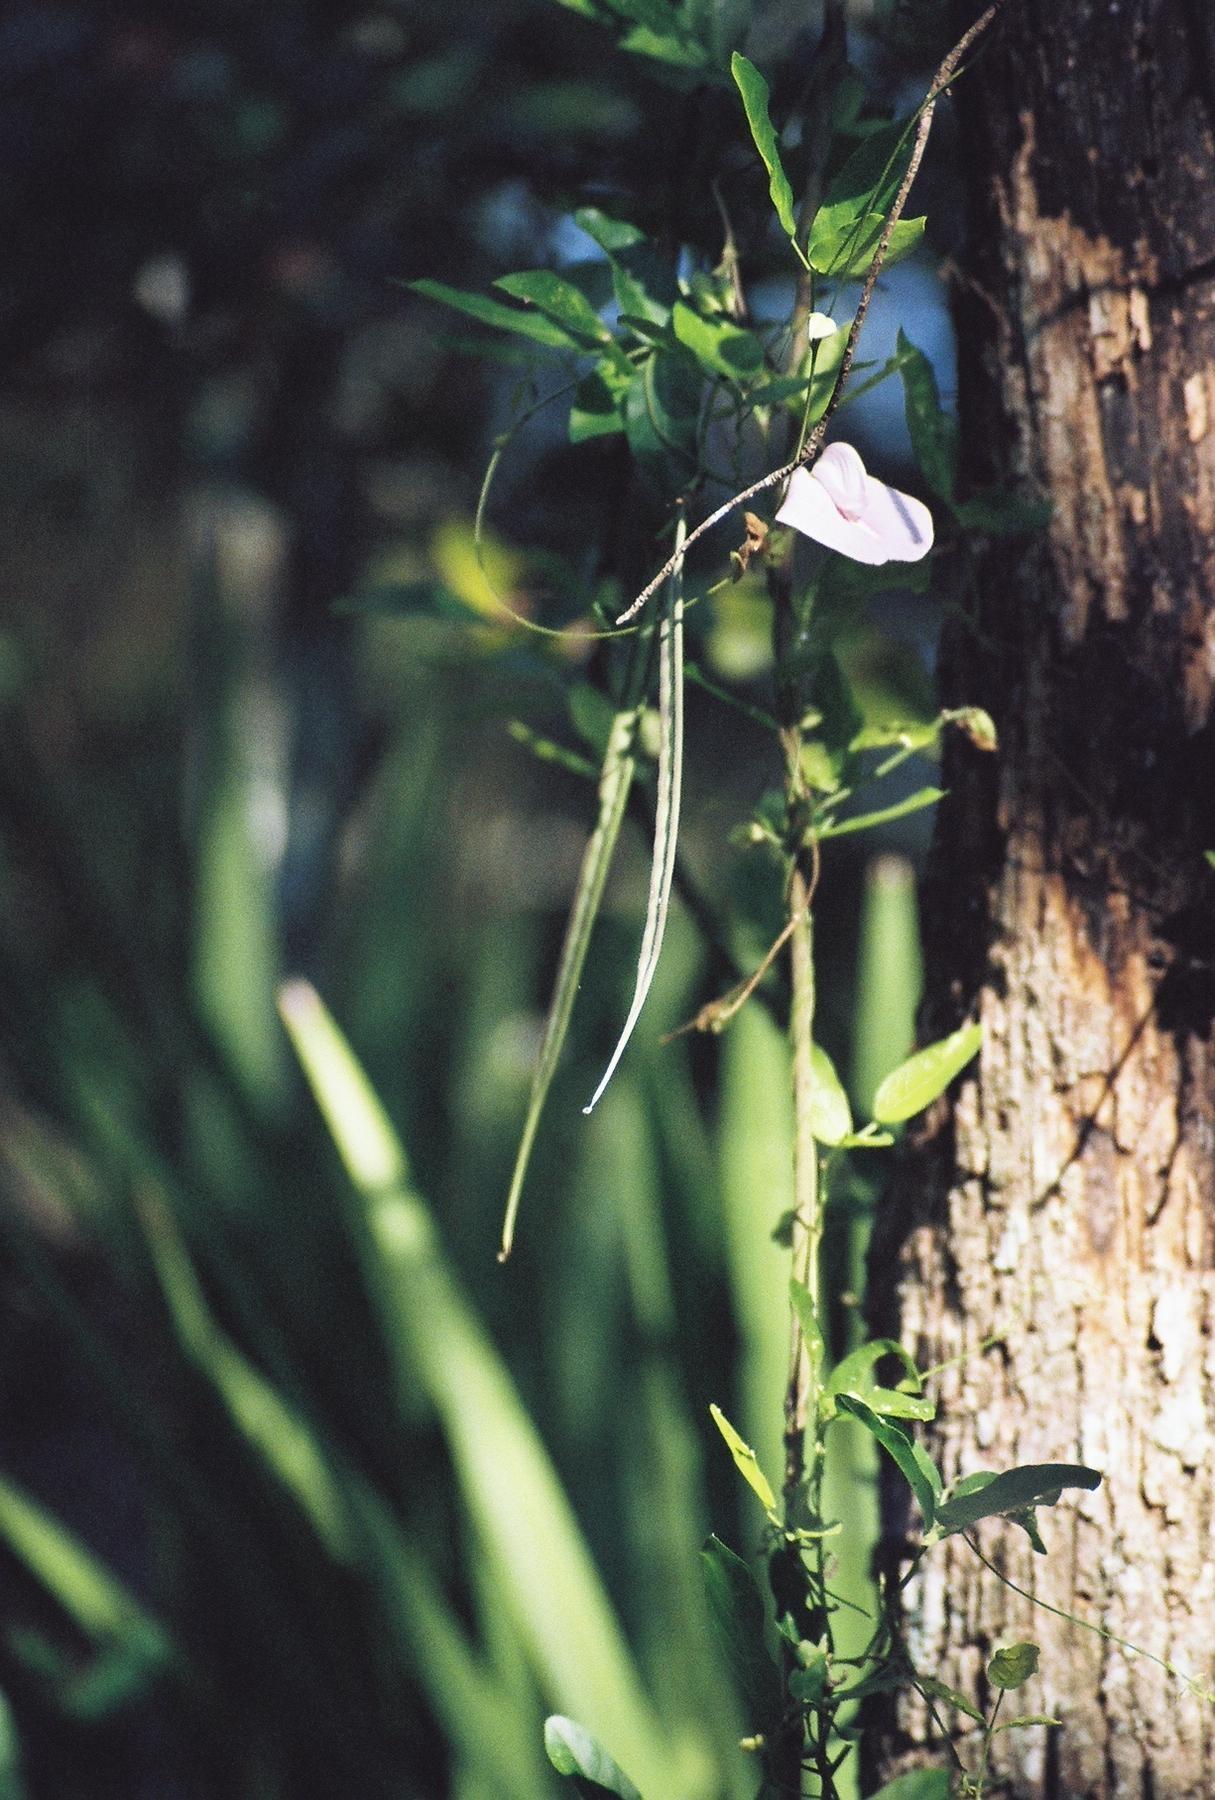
[0,0,955,1793]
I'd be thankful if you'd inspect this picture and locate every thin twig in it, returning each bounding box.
[614,2,1004,627]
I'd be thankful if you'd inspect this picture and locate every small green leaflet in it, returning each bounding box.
[709,1404,777,1516]
[788,1278,827,1390]
[872,1021,982,1125]
[987,1642,1040,1691]
[730,53,805,262]
[583,520,684,1113]
[543,1716,643,1800]
[818,787,945,840]
[808,1041,852,1146]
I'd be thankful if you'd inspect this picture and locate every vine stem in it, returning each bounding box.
[613,0,1005,628]
[783,856,821,1504]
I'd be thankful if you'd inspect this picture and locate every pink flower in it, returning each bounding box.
[776,442,933,566]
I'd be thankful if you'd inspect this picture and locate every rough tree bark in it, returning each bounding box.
[871,4,1215,1795]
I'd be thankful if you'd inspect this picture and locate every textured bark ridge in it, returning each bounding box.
[871,5,1215,1794]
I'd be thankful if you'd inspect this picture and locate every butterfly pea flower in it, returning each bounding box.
[776,441,933,567]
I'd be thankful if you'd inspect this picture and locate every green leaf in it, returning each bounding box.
[872,1021,982,1125]
[865,1769,950,1800]
[583,525,685,1112]
[624,352,701,482]
[897,329,958,501]
[916,1673,984,1724]
[835,1395,940,1527]
[730,54,802,254]
[807,213,926,280]
[570,363,629,442]
[825,118,916,219]
[807,117,917,279]
[544,1716,643,1799]
[788,1278,827,1392]
[818,787,946,841]
[574,209,672,327]
[827,1339,933,1422]
[933,1463,1101,1538]
[280,986,679,1798]
[671,301,763,379]
[408,278,584,348]
[987,1642,1041,1691]
[574,207,645,254]
[807,1041,853,1146]
[495,270,611,344]
[500,705,639,1255]
[992,1713,1062,1736]
[709,1404,777,1515]
[700,1536,782,1733]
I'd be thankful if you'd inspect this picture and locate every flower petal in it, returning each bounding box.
[775,444,934,566]
[856,474,934,562]
[776,465,892,564]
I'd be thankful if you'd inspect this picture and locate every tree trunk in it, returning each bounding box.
[871,4,1215,1794]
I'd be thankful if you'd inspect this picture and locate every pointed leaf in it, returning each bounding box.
[987,1642,1040,1691]
[495,270,611,344]
[807,213,926,281]
[544,1716,643,1799]
[408,278,584,348]
[916,1674,984,1724]
[826,1337,921,1400]
[730,54,801,253]
[872,1021,982,1125]
[584,526,684,1111]
[700,1536,783,1733]
[818,787,946,841]
[788,1278,827,1390]
[808,1041,853,1145]
[933,1463,1101,1537]
[671,301,763,379]
[835,1395,939,1527]
[708,1404,777,1515]
[897,329,958,501]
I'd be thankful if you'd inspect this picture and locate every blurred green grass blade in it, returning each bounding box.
[718,1005,793,1488]
[0,1685,25,1800]
[584,524,685,1116]
[278,981,690,1798]
[192,514,284,1102]
[0,1472,171,1667]
[349,1489,551,1800]
[137,1189,355,1563]
[589,1086,748,1795]
[849,854,922,1116]
[500,706,638,1258]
